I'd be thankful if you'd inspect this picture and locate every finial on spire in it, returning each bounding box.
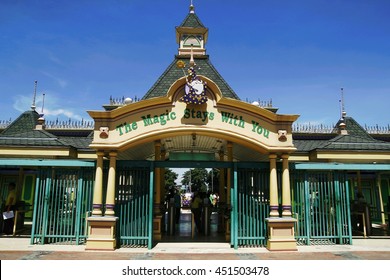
[338,87,348,134]
[41,93,46,114]
[189,0,195,14]
[340,87,346,119]
[31,80,37,111]
[36,92,46,130]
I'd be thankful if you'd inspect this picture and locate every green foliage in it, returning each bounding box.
[181,168,208,192]
[164,168,178,189]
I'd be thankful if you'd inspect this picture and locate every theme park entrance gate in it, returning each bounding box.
[156,161,270,249]
[29,161,274,248]
[30,162,353,248]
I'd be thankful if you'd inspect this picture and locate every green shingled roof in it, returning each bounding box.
[1,110,39,136]
[317,134,390,151]
[179,10,206,28]
[142,56,240,100]
[293,116,390,152]
[333,117,376,140]
[0,110,79,148]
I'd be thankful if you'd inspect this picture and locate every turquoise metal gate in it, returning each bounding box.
[291,171,352,245]
[115,162,153,248]
[31,167,95,244]
[232,163,270,248]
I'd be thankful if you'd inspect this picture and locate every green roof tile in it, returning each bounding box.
[179,12,206,28]
[142,56,239,100]
[294,116,390,152]
[1,110,39,136]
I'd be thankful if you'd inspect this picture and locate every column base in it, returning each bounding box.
[266,217,297,251]
[85,216,118,251]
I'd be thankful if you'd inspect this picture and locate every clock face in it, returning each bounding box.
[186,80,204,95]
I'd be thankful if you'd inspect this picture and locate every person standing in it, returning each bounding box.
[3,182,16,235]
[191,192,202,233]
[173,189,181,224]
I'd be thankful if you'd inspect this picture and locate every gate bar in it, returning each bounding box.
[148,162,154,249]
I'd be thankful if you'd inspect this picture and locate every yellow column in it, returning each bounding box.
[269,154,279,217]
[219,150,226,203]
[377,174,386,225]
[154,141,161,212]
[160,148,166,203]
[281,154,292,217]
[153,141,163,240]
[92,151,104,216]
[226,142,233,204]
[105,151,117,216]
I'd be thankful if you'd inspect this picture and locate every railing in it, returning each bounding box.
[292,123,390,134]
[293,123,335,134]
[45,119,94,129]
[364,124,390,134]
[0,119,12,129]
[244,98,273,108]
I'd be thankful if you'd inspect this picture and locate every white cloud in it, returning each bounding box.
[13,94,84,121]
[41,71,68,88]
[43,108,83,121]
[13,95,33,112]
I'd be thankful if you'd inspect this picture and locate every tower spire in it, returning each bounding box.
[338,87,348,135]
[340,87,346,119]
[41,93,46,114]
[189,0,195,14]
[31,80,37,111]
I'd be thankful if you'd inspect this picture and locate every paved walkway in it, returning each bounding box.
[1,237,390,260]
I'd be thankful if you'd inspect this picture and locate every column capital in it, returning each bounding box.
[109,151,117,157]
[281,154,290,160]
[96,150,105,157]
[269,153,278,160]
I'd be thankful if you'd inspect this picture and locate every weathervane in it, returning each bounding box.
[176,46,208,105]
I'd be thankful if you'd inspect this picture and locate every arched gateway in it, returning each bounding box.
[85,4,298,251]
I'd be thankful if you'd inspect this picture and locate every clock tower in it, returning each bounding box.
[176,2,209,57]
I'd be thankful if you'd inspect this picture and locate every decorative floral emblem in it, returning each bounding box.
[177,60,208,105]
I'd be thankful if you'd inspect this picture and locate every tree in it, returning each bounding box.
[207,168,220,193]
[181,168,208,192]
[164,168,178,190]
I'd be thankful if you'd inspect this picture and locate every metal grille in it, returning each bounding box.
[115,165,152,248]
[292,171,352,245]
[232,167,269,248]
[31,168,94,245]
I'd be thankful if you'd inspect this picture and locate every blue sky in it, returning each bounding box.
[1,0,389,127]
